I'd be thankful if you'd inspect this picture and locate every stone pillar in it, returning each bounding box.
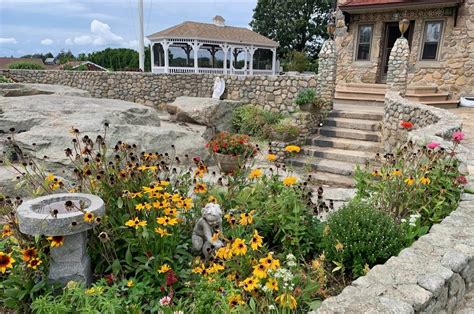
[150,43,154,73]
[386,37,410,96]
[316,38,337,111]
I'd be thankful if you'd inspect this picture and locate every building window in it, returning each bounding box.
[421,21,443,60]
[356,24,373,61]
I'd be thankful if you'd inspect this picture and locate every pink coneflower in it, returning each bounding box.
[426,142,440,149]
[452,131,465,143]
[160,296,172,306]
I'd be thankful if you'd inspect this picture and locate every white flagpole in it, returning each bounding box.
[138,0,145,71]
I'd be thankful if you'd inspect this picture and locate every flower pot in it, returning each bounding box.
[298,103,315,113]
[213,153,244,174]
[270,130,298,142]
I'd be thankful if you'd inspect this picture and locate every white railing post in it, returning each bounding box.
[248,46,257,76]
[271,48,277,75]
[150,43,155,73]
[163,40,171,74]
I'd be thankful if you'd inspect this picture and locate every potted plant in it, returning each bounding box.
[206,132,257,174]
[295,88,316,112]
[270,119,300,142]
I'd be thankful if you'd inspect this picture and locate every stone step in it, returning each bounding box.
[302,146,374,164]
[307,136,380,152]
[423,100,459,109]
[329,109,383,121]
[309,171,355,188]
[288,156,357,176]
[326,117,381,131]
[406,93,449,102]
[337,83,438,94]
[332,97,385,107]
[320,126,381,142]
[407,86,438,94]
[335,90,385,101]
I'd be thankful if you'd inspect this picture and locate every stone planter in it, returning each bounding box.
[270,130,298,142]
[16,193,105,286]
[298,103,315,113]
[213,153,244,174]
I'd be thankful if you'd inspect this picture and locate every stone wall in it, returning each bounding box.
[386,37,410,96]
[382,92,463,155]
[335,1,474,98]
[317,192,474,313]
[1,69,317,114]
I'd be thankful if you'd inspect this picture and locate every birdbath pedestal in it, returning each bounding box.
[16,193,105,286]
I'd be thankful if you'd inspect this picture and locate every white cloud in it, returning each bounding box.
[40,38,54,45]
[69,19,125,46]
[65,38,73,45]
[0,37,18,44]
[74,35,93,45]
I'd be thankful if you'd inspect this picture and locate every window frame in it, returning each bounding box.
[419,20,444,61]
[355,23,374,62]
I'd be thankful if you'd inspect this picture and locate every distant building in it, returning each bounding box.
[147,15,279,75]
[60,61,108,71]
[44,57,55,65]
[0,57,45,70]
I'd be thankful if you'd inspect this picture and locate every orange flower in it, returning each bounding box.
[47,236,65,248]
[21,247,37,262]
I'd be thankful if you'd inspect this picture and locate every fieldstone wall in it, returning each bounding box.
[317,192,474,313]
[316,38,337,110]
[335,1,474,98]
[386,37,410,96]
[382,92,463,154]
[1,69,317,114]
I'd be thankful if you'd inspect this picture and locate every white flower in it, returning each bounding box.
[160,296,172,306]
[286,253,296,261]
[401,219,407,223]
[287,260,297,267]
[409,222,416,227]
[173,312,184,314]
[268,305,276,310]
[261,286,271,293]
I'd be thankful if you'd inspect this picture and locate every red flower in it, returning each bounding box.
[456,175,468,185]
[400,121,414,129]
[104,273,116,285]
[166,270,177,286]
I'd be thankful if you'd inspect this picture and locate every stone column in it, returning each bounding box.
[316,38,337,111]
[386,37,410,96]
[150,43,154,73]
[271,48,277,75]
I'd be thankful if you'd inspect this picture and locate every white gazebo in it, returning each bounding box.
[147,16,279,75]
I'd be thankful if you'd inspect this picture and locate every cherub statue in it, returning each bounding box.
[192,203,224,259]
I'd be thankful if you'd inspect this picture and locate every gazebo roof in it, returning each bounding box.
[147,21,278,47]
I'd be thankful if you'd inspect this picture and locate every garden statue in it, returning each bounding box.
[212,77,225,100]
[192,203,224,259]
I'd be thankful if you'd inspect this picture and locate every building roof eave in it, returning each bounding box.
[339,0,462,14]
[147,36,279,48]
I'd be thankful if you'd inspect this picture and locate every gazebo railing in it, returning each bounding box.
[152,66,274,76]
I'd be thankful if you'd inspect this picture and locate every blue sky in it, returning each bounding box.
[0,0,257,57]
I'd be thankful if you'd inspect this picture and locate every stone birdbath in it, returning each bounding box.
[16,193,105,286]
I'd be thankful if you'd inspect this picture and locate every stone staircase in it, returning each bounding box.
[335,83,459,109]
[289,107,382,187]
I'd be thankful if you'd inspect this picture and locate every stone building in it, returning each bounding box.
[334,0,473,107]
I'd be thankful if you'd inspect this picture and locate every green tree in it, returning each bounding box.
[250,0,334,58]
[56,50,75,64]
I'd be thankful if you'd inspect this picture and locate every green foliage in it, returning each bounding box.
[8,62,44,70]
[294,88,316,106]
[0,75,14,83]
[250,0,333,58]
[322,201,404,278]
[232,105,286,139]
[56,50,75,64]
[87,47,151,71]
[354,141,465,227]
[283,50,310,72]
[271,119,300,138]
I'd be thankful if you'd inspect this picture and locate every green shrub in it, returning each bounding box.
[232,105,285,138]
[0,75,14,83]
[322,201,404,278]
[8,62,44,70]
[283,51,310,72]
[295,88,316,106]
[270,119,300,140]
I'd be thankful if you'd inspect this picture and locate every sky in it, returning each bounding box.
[0,0,257,57]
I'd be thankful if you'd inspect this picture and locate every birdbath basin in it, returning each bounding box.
[16,193,105,286]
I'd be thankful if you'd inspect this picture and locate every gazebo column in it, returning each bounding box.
[248,46,257,75]
[162,40,171,74]
[150,43,155,72]
[189,40,203,74]
[219,44,230,74]
[244,48,248,75]
[271,48,277,75]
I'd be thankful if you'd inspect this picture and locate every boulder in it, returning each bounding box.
[167,96,243,137]
[0,83,91,98]
[0,85,209,190]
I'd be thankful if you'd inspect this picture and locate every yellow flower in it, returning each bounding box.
[391,169,402,176]
[239,210,255,226]
[266,153,277,162]
[224,213,236,226]
[252,263,268,279]
[194,182,207,193]
[228,294,245,307]
[135,203,152,211]
[27,257,42,270]
[371,170,381,177]
[85,286,104,295]
[226,273,236,281]
[240,276,259,292]
[207,262,224,274]
[323,225,330,236]
[275,292,297,310]
[0,252,15,273]
[83,211,94,223]
[363,264,371,275]
[420,176,431,185]
[232,238,247,256]
[45,173,56,182]
[47,236,65,248]
[283,176,297,186]
[2,224,12,238]
[265,278,279,291]
[250,230,263,251]
[211,231,220,242]
[216,243,233,260]
[125,218,147,229]
[21,247,37,262]
[158,264,171,273]
[184,198,193,210]
[156,216,178,226]
[248,168,263,179]
[259,253,280,270]
[208,195,217,203]
[284,145,301,153]
[163,207,178,216]
[192,264,206,275]
[404,177,415,186]
[335,241,344,252]
[154,227,171,237]
[127,280,134,287]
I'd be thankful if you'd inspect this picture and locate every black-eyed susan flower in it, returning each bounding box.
[215,244,233,260]
[21,247,37,262]
[127,280,134,287]
[240,276,259,292]
[47,236,65,248]
[228,294,245,307]
[208,195,217,203]
[371,170,381,177]
[2,224,12,238]
[265,278,279,291]
[158,264,171,273]
[231,238,247,256]
[420,176,431,185]
[404,177,415,185]
[283,176,297,186]
[391,169,402,176]
[0,252,15,273]
[83,211,94,223]
[156,216,178,226]
[194,182,207,193]
[252,263,268,279]
[27,257,42,270]
[259,253,280,270]
[124,218,147,229]
[224,213,236,226]
[163,207,178,216]
[154,227,171,237]
[250,230,263,251]
[239,210,255,226]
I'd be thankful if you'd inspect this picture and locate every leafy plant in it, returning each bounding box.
[271,119,301,139]
[206,132,257,157]
[283,50,310,72]
[8,62,45,70]
[322,201,404,278]
[0,75,14,83]
[295,88,316,106]
[232,105,285,138]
